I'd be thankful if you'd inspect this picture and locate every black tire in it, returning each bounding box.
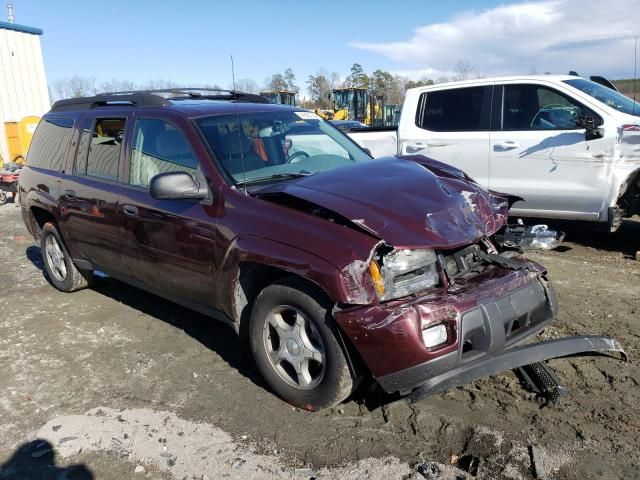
[40,222,93,292]
[249,278,354,411]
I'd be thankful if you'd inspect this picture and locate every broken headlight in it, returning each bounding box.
[369,249,440,301]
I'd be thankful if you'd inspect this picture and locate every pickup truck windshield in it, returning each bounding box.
[564,78,640,117]
[196,111,371,185]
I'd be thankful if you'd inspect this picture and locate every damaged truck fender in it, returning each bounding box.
[219,234,378,330]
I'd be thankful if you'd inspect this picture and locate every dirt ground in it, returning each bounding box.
[0,199,638,480]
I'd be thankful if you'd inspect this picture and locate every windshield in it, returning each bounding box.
[564,78,640,116]
[196,110,372,185]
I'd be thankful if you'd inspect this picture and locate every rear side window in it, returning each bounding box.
[416,86,491,131]
[26,117,75,171]
[85,118,126,181]
[129,118,198,188]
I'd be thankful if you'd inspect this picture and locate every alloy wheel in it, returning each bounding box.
[262,305,326,389]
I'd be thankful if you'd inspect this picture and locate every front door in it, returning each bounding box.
[118,116,218,306]
[489,83,613,220]
[399,85,493,187]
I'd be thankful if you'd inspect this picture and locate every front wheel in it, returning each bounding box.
[40,222,93,292]
[249,278,354,411]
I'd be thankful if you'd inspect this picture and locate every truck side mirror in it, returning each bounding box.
[576,115,603,141]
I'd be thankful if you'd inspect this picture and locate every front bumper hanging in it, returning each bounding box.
[407,335,626,404]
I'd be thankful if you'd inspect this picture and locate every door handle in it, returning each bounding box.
[493,140,520,151]
[63,189,76,199]
[405,141,450,154]
[122,204,138,217]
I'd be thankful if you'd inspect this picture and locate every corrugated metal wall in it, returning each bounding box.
[0,27,50,163]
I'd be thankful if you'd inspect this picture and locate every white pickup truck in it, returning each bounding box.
[347,75,640,230]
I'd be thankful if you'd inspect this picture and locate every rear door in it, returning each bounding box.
[61,114,128,271]
[118,115,218,305]
[489,82,612,219]
[399,85,493,186]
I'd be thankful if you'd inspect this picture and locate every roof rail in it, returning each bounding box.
[50,88,269,112]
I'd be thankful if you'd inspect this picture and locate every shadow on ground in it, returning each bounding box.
[0,440,93,480]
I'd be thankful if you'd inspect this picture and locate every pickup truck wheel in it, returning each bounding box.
[250,279,354,411]
[40,222,92,292]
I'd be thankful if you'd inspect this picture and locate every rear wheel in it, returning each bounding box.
[249,278,354,411]
[40,222,92,292]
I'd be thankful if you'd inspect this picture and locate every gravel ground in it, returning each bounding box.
[0,199,638,480]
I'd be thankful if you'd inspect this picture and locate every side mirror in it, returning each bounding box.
[150,172,208,200]
[576,115,603,140]
[362,147,372,157]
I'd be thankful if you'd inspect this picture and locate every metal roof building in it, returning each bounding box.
[0,19,50,163]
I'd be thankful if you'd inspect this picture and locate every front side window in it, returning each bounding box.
[416,86,490,132]
[129,119,198,188]
[502,84,597,130]
[195,110,371,185]
[26,117,74,171]
[86,118,126,181]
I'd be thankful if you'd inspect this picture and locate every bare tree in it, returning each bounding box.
[231,78,259,93]
[453,59,475,81]
[50,76,97,101]
[140,79,183,90]
[98,79,136,93]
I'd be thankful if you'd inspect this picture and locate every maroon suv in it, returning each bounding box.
[18,89,623,411]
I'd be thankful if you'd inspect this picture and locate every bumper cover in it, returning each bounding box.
[406,335,626,403]
[377,278,558,393]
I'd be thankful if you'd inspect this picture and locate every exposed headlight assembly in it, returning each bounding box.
[369,249,440,301]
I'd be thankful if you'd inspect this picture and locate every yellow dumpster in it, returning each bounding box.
[4,115,40,167]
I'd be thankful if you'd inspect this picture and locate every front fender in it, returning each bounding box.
[219,234,376,323]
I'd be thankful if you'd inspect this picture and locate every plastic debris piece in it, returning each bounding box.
[417,462,441,479]
[529,445,546,479]
[295,467,316,477]
[495,222,565,250]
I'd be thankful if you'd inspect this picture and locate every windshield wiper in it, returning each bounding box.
[236,172,313,187]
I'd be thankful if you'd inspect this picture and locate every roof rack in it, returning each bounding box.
[50,88,270,112]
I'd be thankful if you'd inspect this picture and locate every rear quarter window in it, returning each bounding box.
[416,86,491,132]
[26,117,75,171]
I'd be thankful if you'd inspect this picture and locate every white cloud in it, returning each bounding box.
[350,0,640,79]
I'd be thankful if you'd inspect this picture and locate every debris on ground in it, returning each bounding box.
[495,221,565,250]
[529,445,546,480]
[417,462,441,479]
[295,467,316,477]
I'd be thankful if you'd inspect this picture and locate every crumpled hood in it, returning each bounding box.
[255,156,510,249]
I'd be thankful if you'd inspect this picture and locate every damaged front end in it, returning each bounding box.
[336,238,626,402]
[256,155,626,401]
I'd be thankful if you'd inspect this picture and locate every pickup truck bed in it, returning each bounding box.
[346,126,398,158]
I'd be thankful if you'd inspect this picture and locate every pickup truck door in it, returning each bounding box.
[60,114,127,272]
[118,116,218,307]
[398,85,492,187]
[489,83,613,220]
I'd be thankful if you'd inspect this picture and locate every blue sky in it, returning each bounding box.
[11,0,640,93]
